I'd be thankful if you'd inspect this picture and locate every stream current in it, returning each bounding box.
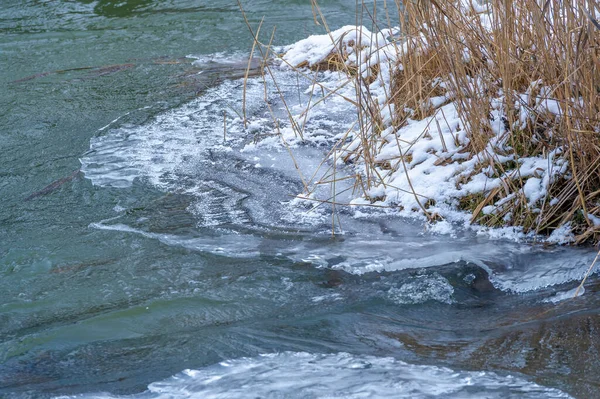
[2,1,600,398]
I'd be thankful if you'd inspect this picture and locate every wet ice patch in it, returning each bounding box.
[80,54,357,238]
[80,63,352,239]
[59,352,571,398]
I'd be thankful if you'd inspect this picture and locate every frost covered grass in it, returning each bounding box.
[241,0,600,245]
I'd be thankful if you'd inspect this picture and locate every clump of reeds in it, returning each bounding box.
[402,0,600,243]
[240,0,600,244]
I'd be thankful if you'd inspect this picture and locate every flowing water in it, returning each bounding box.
[2,1,600,398]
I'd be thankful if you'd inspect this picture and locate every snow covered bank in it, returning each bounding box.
[269,0,600,245]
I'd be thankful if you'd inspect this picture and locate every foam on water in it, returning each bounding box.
[57,352,571,398]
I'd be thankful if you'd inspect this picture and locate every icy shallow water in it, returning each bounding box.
[2,1,600,399]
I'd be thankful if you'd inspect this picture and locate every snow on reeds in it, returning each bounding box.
[241,0,600,244]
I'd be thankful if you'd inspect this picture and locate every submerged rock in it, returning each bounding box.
[468,311,600,398]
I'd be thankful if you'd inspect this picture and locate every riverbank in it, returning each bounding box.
[272,0,600,245]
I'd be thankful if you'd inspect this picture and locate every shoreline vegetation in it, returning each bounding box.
[241,0,600,246]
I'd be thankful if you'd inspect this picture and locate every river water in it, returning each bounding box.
[2,1,600,398]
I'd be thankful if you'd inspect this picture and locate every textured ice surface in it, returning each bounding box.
[80,58,598,295]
